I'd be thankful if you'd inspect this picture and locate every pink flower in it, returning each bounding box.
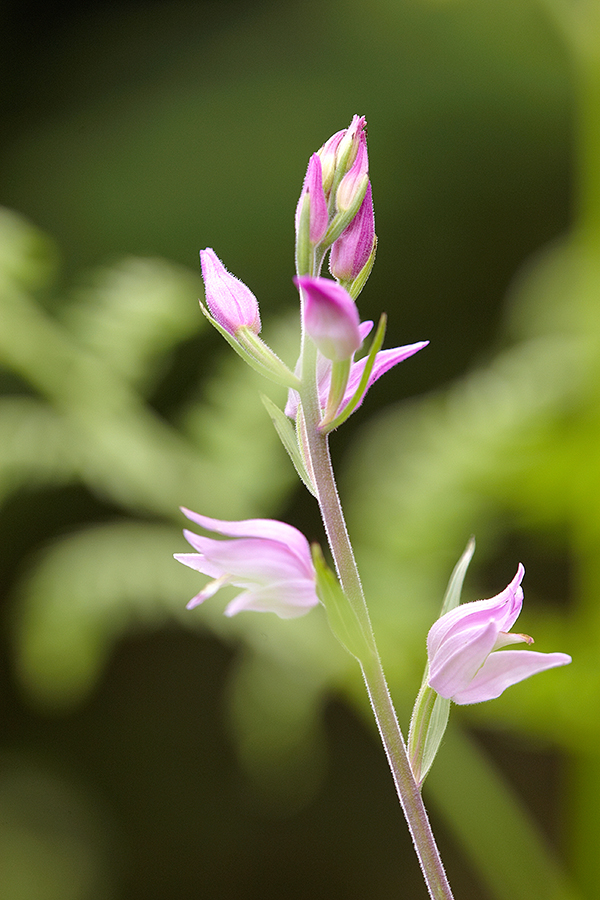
[286,317,428,422]
[295,153,328,245]
[329,182,375,281]
[296,276,362,361]
[427,565,572,705]
[200,248,260,335]
[174,508,319,619]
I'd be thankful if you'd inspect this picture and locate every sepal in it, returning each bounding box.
[322,175,369,247]
[345,234,377,300]
[199,301,301,389]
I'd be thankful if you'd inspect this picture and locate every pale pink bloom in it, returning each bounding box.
[174,508,319,619]
[200,248,260,335]
[296,276,362,361]
[330,182,375,280]
[295,153,328,244]
[286,317,427,421]
[427,565,572,705]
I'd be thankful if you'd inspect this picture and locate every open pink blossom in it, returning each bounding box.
[200,248,261,335]
[427,565,571,705]
[297,276,362,361]
[174,508,319,618]
[286,317,427,421]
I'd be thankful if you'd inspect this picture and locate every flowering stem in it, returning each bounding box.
[298,333,453,900]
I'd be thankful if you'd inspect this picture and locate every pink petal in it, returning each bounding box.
[173,552,224,579]
[330,182,375,280]
[224,579,320,618]
[451,649,572,705]
[428,619,499,699]
[336,140,369,211]
[340,341,429,411]
[296,276,362,361]
[296,154,328,244]
[181,532,313,583]
[427,565,524,659]
[180,508,311,568]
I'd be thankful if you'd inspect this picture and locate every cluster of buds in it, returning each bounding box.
[295,115,376,294]
[198,117,426,434]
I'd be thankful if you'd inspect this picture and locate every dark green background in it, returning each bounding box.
[0,1,573,897]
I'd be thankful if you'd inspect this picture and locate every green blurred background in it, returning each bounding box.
[1,0,594,897]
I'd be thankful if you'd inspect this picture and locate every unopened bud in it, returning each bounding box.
[200,248,260,335]
[330,183,375,282]
[295,153,329,250]
[296,275,361,361]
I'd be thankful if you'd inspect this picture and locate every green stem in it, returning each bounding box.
[298,329,453,899]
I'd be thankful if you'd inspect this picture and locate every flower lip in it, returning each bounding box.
[200,248,261,335]
[427,564,572,704]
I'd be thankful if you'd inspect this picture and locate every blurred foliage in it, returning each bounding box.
[1,0,597,898]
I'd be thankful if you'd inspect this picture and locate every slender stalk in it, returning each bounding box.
[298,331,453,899]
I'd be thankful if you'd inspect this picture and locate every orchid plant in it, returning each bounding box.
[176,116,571,900]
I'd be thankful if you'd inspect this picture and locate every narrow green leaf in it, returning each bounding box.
[440,535,476,617]
[311,544,369,661]
[408,537,476,785]
[260,393,316,496]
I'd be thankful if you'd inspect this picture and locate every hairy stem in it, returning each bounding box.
[298,330,453,900]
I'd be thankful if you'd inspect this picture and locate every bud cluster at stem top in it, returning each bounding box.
[295,115,375,288]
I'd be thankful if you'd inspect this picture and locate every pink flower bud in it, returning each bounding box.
[317,115,367,195]
[296,276,362,362]
[200,248,261,335]
[295,153,328,245]
[330,183,375,280]
[336,139,369,212]
[317,132,345,194]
